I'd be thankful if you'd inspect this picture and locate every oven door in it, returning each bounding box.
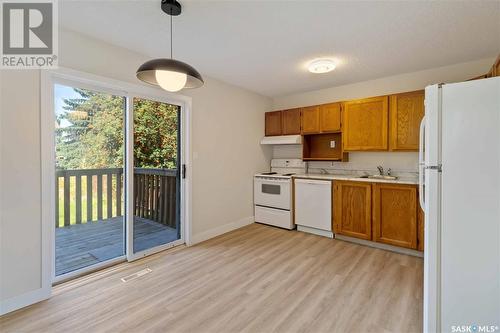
[254,177,290,210]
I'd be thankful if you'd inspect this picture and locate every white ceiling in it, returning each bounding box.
[59,0,500,97]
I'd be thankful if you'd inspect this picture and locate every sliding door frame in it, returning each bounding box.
[41,67,193,285]
[125,91,186,261]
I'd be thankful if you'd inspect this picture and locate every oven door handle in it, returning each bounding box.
[295,179,331,185]
[255,179,288,184]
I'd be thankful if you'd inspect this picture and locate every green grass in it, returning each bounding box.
[57,175,124,227]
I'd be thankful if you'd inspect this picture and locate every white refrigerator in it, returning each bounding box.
[421,77,500,333]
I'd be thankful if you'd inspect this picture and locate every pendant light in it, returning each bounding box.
[136,0,204,92]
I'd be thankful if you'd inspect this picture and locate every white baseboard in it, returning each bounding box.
[297,225,333,238]
[0,287,50,316]
[189,216,254,245]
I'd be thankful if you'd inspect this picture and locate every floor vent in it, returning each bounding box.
[121,268,152,282]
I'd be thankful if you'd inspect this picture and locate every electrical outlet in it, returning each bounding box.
[330,140,336,148]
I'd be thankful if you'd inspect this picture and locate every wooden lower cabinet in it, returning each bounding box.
[418,207,424,251]
[333,180,422,251]
[372,183,417,249]
[333,181,372,240]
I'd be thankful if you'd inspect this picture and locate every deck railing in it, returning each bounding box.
[133,168,177,228]
[55,168,177,229]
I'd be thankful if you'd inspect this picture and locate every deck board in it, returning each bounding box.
[56,217,178,276]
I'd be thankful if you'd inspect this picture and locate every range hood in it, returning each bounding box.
[260,135,302,145]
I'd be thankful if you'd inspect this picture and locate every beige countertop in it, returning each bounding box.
[292,173,419,185]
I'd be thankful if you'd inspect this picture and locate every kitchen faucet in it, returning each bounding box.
[377,165,384,176]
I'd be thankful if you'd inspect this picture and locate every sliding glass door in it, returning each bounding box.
[53,84,125,277]
[131,97,181,255]
[52,78,185,279]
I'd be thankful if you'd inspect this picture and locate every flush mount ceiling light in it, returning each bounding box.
[308,59,337,74]
[136,0,204,92]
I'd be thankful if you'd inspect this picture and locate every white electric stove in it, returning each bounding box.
[253,159,305,230]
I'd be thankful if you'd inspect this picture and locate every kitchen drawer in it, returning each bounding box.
[255,205,293,230]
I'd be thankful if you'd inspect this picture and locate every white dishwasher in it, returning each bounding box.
[294,179,333,238]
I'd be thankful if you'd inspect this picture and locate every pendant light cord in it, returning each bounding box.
[170,13,173,59]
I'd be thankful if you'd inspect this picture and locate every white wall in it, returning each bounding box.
[0,70,43,303]
[0,29,271,313]
[58,28,272,239]
[272,58,494,109]
[183,80,271,239]
[271,57,495,174]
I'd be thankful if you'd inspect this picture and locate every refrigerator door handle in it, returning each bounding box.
[418,116,426,210]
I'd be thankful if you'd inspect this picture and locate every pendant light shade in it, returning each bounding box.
[137,58,204,91]
[136,0,204,92]
[156,71,187,92]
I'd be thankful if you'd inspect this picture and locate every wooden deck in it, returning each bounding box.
[56,216,178,276]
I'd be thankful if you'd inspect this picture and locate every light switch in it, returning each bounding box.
[330,140,336,148]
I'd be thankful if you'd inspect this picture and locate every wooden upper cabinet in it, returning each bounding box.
[372,183,418,249]
[333,181,372,240]
[319,103,342,133]
[342,96,389,151]
[494,55,500,77]
[484,54,499,78]
[282,108,301,135]
[389,91,424,151]
[265,111,282,136]
[470,74,488,80]
[301,106,320,134]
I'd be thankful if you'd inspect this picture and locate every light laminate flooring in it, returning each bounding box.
[0,223,423,333]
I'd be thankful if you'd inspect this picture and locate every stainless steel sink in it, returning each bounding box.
[359,174,399,180]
